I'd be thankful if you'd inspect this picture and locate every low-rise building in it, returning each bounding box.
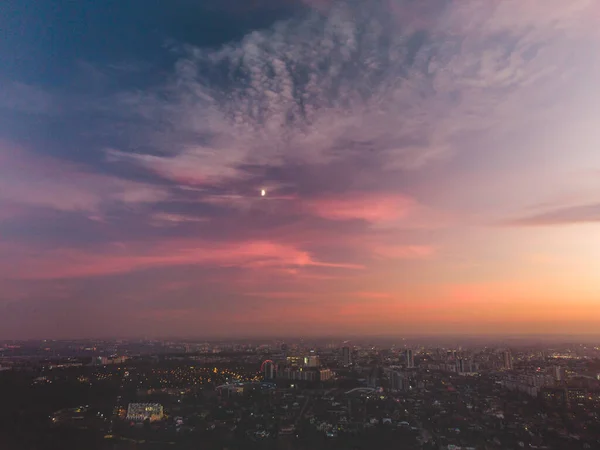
[126,403,164,422]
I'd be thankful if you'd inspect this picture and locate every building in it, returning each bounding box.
[501,373,551,397]
[286,355,303,367]
[319,368,333,382]
[342,346,352,367]
[503,350,513,370]
[304,355,320,368]
[567,388,590,406]
[126,403,164,422]
[93,355,128,366]
[457,358,471,374]
[553,365,562,382]
[302,369,317,382]
[367,365,379,387]
[280,367,295,380]
[263,360,276,380]
[390,371,405,391]
[405,349,414,369]
[541,388,568,406]
[279,367,317,382]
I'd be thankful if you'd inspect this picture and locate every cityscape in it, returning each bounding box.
[1,337,600,449]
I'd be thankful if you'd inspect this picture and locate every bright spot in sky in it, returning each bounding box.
[261,189,266,197]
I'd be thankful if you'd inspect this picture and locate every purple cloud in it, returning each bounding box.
[0,144,168,215]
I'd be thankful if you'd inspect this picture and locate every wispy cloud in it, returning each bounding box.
[150,212,209,226]
[507,203,600,226]
[106,0,599,187]
[0,239,362,280]
[304,194,413,223]
[0,144,168,214]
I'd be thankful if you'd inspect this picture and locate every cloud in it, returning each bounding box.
[105,0,599,189]
[106,148,241,185]
[0,144,168,213]
[353,291,394,300]
[446,0,600,36]
[305,194,413,222]
[244,291,312,299]
[507,203,600,226]
[0,239,362,280]
[373,245,435,260]
[0,203,28,222]
[243,290,395,300]
[150,212,209,226]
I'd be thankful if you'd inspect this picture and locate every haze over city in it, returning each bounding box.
[2,0,600,339]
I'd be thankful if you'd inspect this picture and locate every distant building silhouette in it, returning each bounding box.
[503,350,513,370]
[405,349,414,368]
[342,346,352,367]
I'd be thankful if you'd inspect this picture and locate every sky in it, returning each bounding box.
[1,0,600,339]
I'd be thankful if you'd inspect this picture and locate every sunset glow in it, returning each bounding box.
[1,0,600,339]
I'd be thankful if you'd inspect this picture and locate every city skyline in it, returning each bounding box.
[2,0,600,339]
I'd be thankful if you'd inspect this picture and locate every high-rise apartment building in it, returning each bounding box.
[503,350,513,370]
[553,365,561,382]
[405,349,414,368]
[319,368,333,381]
[286,355,303,367]
[456,358,474,374]
[342,346,352,367]
[263,360,276,380]
[390,370,405,391]
[304,355,320,368]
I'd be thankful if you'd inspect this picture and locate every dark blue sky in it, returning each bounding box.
[1,0,307,166]
[2,0,303,85]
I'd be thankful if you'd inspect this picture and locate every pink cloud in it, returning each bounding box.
[449,0,600,36]
[373,245,436,260]
[1,239,362,280]
[242,289,396,302]
[353,291,394,300]
[244,291,312,299]
[305,194,414,222]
